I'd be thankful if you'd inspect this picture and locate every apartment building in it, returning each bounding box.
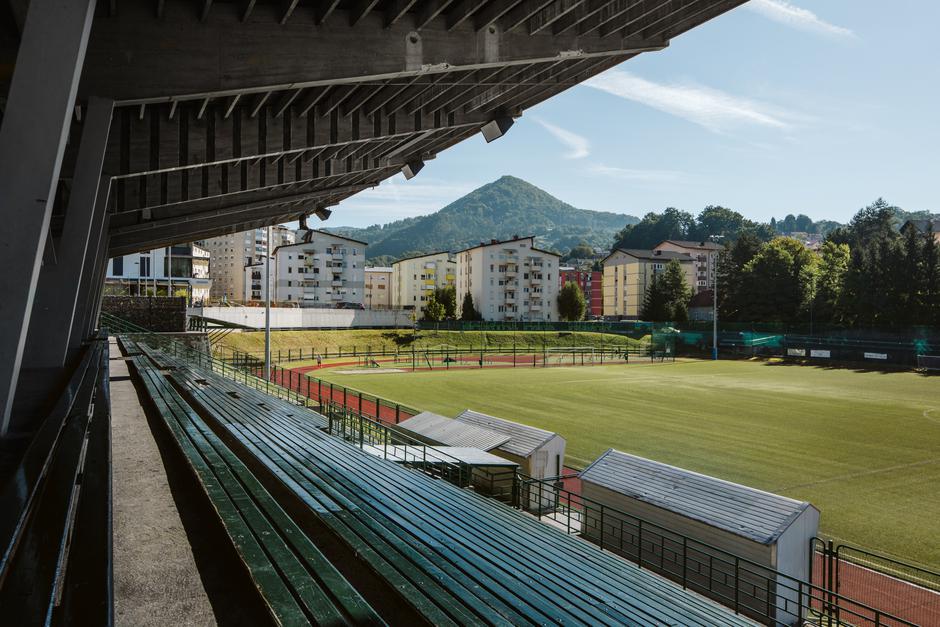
[602,249,695,318]
[106,243,211,303]
[653,240,722,293]
[273,230,366,307]
[201,228,269,302]
[559,268,603,317]
[242,257,273,302]
[364,267,393,309]
[391,252,456,313]
[456,236,560,322]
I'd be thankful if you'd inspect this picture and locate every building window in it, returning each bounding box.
[112,256,124,276]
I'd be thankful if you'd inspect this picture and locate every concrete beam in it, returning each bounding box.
[0,0,97,435]
[24,97,114,369]
[79,2,667,104]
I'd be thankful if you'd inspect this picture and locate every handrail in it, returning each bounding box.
[516,475,916,626]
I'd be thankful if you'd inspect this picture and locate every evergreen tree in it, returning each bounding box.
[557,281,587,321]
[923,224,940,326]
[640,274,671,322]
[717,233,762,321]
[460,292,481,321]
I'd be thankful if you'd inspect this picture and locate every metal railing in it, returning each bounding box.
[519,476,916,627]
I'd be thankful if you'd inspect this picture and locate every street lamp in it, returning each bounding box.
[709,235,725,360]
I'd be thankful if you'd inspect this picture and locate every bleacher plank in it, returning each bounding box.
[138,344,754,627]
[130,357,383,626]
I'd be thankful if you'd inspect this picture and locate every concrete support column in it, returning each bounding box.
[74,211,111,349]
[0,0,97,435]
[24,98,114,369]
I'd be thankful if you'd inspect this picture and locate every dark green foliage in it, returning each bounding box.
[422,294,446,322]
[557,282,587,321]
[614,205,773,250]
[435,285,458,320]
[460,292,481,321]
[330,176,637,261]
[641,260,691,322]
[563,242,596,261]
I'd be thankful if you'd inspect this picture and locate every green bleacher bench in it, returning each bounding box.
[0,338,112,625]
[127,352,382,626]
[134,342,753,626]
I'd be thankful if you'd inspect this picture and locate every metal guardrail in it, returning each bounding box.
[519,476,916,627]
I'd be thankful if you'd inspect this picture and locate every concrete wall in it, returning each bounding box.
[192,306,412,329]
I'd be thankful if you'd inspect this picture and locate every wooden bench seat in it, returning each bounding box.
[128,355,382,626]
[152,347,753,627]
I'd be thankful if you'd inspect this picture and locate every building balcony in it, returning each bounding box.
[331,280,344,287]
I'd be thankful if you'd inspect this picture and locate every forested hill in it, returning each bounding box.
[326,175,638,261]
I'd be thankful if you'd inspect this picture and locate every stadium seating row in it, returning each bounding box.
[125,338,753,626]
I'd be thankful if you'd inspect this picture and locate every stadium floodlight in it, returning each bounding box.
[481,116,514,143]
[313,207,332,221]
[401,159,424,180]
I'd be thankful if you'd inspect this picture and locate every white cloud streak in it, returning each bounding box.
[584,70,796,133]
[586,164,686,184]
[746,0,855,39]
[534,118,590,159]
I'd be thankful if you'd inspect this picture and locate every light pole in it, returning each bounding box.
[709,236,724,360]
[264,226,272,382]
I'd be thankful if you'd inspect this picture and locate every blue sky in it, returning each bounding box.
[331,1,940,228]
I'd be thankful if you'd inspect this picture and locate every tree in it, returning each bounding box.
[717,233,762,321]
[460,292,481,321]
[564,242,595,261]
[641,260,691,322]
[614,208,694,249]
[435,285,457,319]
[422,294,446,322]
[640,274,670,322]
[813,241,850,325]
[737,237,818,323]
[557,281,587,321]
[923,224,940,326]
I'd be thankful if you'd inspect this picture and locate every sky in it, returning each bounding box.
[329,1,940,229]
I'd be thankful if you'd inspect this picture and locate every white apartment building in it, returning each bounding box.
[106,243,212,304]
[242,257,273,302]
[391,252,456,313]
[364,267,393,309]
[201,228,269,302]
[653,240,722,293]
[455,236,560,322]
[273,230,366,307]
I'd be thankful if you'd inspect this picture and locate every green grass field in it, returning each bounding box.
[312,359,940,569]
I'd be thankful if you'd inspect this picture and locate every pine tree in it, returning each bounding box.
[460,292,481,321]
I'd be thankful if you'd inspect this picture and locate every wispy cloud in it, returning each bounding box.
[328,175,479,227]
[745,0,855,39]
[584,70,800,133]
[534,118,590,159]
[587,164,686,184]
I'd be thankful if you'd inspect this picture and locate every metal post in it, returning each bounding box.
[0,0,97,433]
[264,226,272,381]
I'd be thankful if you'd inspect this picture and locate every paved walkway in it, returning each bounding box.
[110,338,215,626]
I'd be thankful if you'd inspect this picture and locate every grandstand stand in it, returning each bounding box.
[125,338,753,626]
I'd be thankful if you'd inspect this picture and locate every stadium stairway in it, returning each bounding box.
[122,337,755,626]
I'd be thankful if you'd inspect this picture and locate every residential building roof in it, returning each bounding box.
[657,240,724,251]
[903,219,940,234]
[581,449,817,545]
[454,410,558,458]
[396,411,511,451]
[455,235,559,257]
[391,251,453,265]
[602,249,694,264]
[365,267,393,273]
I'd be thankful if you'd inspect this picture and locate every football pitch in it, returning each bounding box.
[312,358,940,569]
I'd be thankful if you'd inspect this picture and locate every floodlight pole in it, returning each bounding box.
[710,235,723,361]
[264,226,272,382]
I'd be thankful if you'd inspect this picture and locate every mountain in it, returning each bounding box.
[326,176,639,261]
